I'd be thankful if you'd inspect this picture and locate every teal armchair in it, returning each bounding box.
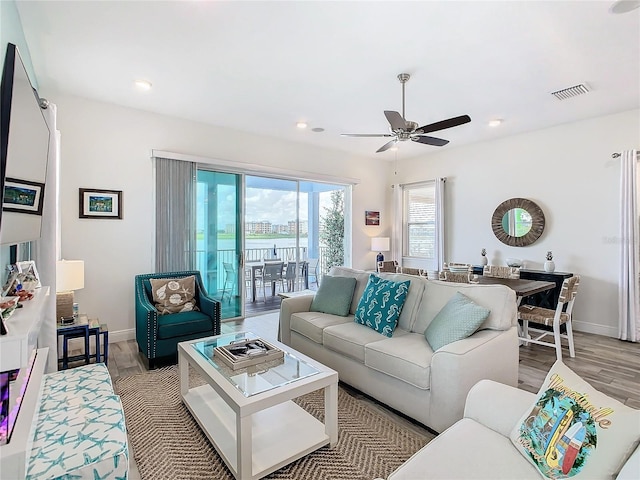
[135,271,221,369]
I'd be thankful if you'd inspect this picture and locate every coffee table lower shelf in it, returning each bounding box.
[183,384,330,479]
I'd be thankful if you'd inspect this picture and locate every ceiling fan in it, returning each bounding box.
[341,73,471,153]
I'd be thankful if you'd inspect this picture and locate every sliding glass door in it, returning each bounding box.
[196,170,243,319]
[196,166,350,321]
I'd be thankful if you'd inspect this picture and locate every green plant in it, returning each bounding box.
[546,251,553,261]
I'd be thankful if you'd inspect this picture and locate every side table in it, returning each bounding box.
[57,315,108,369]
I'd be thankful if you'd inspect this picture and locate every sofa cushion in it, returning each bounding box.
[310,275,357,316]
[290,311,352,344]
[510,360,640,480]
[378,272,426,331]
[413,281,516,334]
[388,418,539,479]
[150,276,199,314]
[365,332,433,390]
[424,292,490,351]
[323,322,408,362]
[354,275,410,337]
[328,266,372,314]
[156,311,212,339]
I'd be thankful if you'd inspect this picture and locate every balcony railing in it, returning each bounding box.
[196,246,331,293]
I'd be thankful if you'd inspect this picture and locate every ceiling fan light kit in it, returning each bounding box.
[341,73,471,153]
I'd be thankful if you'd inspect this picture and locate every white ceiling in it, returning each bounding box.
[15,1,640,160]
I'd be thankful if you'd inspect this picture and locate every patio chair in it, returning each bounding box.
[261,261,285,299]
[284,262,302,292]
[307,258,319,287]
[221,262,237,302]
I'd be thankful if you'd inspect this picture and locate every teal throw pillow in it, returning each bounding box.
[354,274,410,337]
[424,291,490,351]
[310,275,357,316]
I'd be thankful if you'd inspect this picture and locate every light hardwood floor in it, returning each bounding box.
[105,312,640,412]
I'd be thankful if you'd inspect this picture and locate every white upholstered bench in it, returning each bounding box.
[25,363,129,479]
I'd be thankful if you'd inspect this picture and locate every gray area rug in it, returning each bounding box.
[114,365,434,480]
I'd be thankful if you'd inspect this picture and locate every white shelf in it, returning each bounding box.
[0,287,50,372]
[184,384,330,479]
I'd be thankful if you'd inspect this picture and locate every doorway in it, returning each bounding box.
[196,168,349,321]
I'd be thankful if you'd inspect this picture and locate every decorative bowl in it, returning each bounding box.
[505,258,523,268]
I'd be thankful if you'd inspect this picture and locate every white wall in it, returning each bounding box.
[391,109,640,337]
[52,93,389,341]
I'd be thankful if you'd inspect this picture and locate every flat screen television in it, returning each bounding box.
[0,43,50,245]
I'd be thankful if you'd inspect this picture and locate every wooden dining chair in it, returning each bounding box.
[518,276,580,361]
[377,260,398,273]
[440,271,471,283]
[483,265,520,279]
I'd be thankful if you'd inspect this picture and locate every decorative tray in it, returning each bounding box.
[214,338,284,370]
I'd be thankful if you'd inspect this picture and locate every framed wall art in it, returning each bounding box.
[79,188,123,219]
[2,177,45,215]
[365,210,380,226]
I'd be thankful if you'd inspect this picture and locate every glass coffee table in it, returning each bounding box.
[178,332,338,480]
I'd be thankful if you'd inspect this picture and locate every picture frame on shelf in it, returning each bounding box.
[365,211,380,226]
[79,188,123,219]
[2,177,45,216]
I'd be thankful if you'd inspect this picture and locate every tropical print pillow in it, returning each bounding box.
[509,360,640,479]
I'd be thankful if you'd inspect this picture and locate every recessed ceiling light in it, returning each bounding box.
[296,122,308,129]
[488,119,503,127]
[134,80,152,90]
[609,0,640,14]
[311,127,325,133]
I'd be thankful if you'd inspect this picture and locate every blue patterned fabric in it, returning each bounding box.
[354,274,410,337]
[27,363,129,480]
[424,291,490,351]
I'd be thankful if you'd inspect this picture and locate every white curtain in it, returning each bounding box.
[619,149,639,342]
[33,103,59,372]
[434,177,446,271]
[392,184,403,264]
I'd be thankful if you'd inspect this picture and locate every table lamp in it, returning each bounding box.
[56,260,84,324]
[371,237,390,271]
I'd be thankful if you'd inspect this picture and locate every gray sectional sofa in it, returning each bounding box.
[278,266,520,433]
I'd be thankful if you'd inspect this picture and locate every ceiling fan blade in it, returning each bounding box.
[417,115,471,134]
[376,139,398,153]
[384,111,406,131]
[412,136,449,147]
[340,133,395,137]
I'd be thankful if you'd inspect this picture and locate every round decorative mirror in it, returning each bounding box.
[491,198,545,247]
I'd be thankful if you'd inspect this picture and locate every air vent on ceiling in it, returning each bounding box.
[550,83,590,100]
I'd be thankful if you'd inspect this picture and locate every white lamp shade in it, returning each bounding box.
[371,237,390,252]
[56,260,85,292]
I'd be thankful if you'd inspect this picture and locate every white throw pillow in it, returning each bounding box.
[509,360,640,479]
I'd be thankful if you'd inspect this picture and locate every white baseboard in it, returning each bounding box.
[572,320,617,338]
[108,328,136,344]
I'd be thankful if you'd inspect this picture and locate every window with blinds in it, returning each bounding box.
[403,182,437,260]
